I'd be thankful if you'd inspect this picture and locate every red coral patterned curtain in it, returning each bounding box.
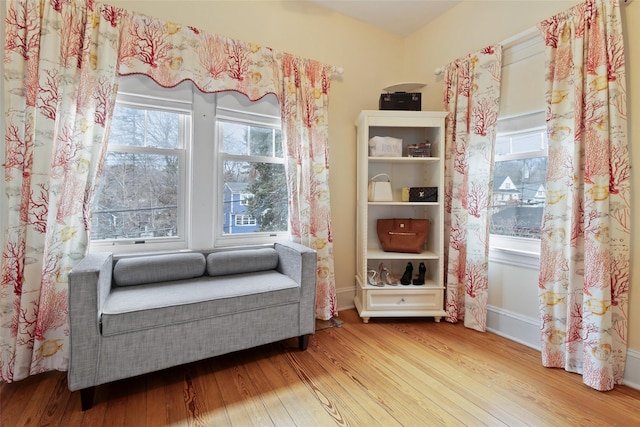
[537,0,630,391]
[1,0,122,381]
[2,0,339,381]
[442,45,502,332]
[280,54,337,320]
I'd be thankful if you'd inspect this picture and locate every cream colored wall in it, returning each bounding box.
[403,0,640,352]
[402,1,577,110]
[488,263,539,319]
[621,0,639,354]
[107,0,404,308]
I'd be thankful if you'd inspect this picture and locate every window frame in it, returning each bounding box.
[89,92,193,254]
[489,117,547,267]
[87,77,287,255]
[213,102,288,247]
[239,193,252,206]
[235,214,257,227]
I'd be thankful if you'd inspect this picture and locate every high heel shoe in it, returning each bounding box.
[413,262,427,285]
[367,269,384,287]
[400,262,413,285]
[378,263,399,286]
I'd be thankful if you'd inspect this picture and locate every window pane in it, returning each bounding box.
[222,160,287,235]
[491,157,547,239]
[510,132,546,153]
[107,106,182,149]
[274,130,283,157]
[495,131,547,157]
[91,152,178,240]
[495,136,511,156]
[146,110,180,148]
[250,126,274,156]
[109,106,146,147]
[221,122,248,155]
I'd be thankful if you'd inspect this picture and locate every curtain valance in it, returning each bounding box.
[116,8,279,99]
[105,3,334,101]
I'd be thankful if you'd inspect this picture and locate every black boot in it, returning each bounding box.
[400,262,413,285]
[413,262,426,285]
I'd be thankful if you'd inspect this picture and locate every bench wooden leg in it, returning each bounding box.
[298,334,310,351]
[80,387,95,411]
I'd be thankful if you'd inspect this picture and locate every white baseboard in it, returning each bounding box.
[486,305,541,351]
[336,285,356,312]
[623,348,640,390]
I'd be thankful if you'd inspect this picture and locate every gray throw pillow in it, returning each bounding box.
[207,248,278,276]
[113,252,206,287]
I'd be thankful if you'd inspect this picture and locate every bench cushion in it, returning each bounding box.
[113,252,206,287]
[206,248,278,276]
[101,270,299,336]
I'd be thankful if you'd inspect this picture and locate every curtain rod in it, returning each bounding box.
[434,0,632,76]
[434,26,538,76]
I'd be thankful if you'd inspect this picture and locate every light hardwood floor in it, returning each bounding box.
[2,308,639,426]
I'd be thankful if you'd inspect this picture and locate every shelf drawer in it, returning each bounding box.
[367,289,443,311]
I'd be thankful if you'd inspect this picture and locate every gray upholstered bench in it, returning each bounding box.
[67,241,317,410]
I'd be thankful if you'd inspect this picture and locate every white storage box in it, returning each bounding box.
[368,136,403,157]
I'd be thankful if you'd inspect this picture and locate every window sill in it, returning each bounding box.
[89,238,187,255]
[489,235,540,270]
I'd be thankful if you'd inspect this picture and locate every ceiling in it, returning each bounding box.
[308,0,462,36]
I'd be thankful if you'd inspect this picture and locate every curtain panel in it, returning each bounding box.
[2,0,338,381]
[280,54,337,320]
[537,0,630,391]
[442,45,502,332]
[2,0,122,381]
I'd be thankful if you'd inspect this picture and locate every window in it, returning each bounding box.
[491,125,548,240]
[239,193,252,206]
[91,96,190,246]
[89,75,284,254]
[214,93,288,244]
[235,215,257,226]
[489,111,547,264]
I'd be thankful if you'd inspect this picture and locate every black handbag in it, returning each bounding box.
[409,187,438,202]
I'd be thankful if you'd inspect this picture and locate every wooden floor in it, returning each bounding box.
[2,308,640,426]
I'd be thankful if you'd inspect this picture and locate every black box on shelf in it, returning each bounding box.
[409,187,438,202]
[379,92,421,111]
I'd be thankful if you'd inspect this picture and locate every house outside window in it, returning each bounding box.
[223,183,258,233]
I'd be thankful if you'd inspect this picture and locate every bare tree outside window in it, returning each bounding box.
[91,105,187,241]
